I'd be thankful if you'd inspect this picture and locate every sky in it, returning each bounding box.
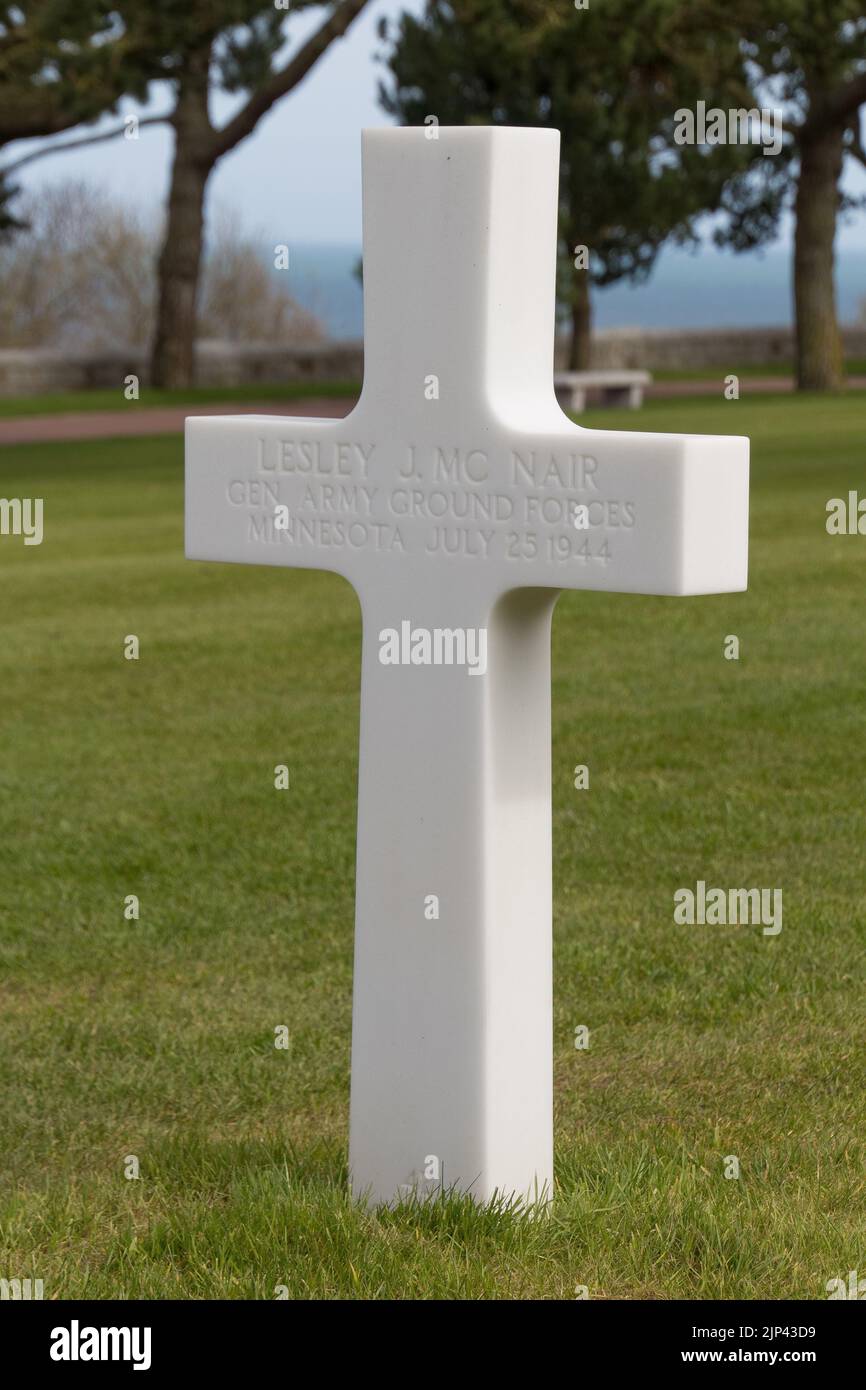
[6,2,865,330]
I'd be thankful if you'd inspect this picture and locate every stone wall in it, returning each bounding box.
[581,324,866,370]
[1,326,864,397]
[0,339,365,398]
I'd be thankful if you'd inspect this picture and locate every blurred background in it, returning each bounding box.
[1,0,864,404]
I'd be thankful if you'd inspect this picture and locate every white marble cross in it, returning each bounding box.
[186,127,749,1207]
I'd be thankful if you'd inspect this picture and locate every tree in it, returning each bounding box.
[0,1,157,235]
[4,1,372,383]
[719,2,866,390]
[378,0,758,367]
[138,0,371,388]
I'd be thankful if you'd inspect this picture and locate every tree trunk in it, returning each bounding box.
[150,51,214,390]
[567,275,592,370]
[794,124,845,392]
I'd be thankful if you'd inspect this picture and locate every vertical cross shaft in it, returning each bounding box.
[346,130,564,1204]
[348,583,558,1206]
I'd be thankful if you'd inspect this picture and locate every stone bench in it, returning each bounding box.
[554,369,652,413]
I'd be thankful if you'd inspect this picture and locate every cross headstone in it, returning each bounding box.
[186,127,749,1207]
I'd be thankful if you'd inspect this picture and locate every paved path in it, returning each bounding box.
[0,398,354,446]
[2,377,864,445]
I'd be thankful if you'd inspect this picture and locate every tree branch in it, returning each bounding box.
[208,0,370,162]
[847,114,866,169]
[799,71,866,142]
[0,114,170,177]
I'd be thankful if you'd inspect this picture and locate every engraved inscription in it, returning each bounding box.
[230,437,638,569]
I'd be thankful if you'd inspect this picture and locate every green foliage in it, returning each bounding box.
[0,0,331,154]
[739,0,866,115]
[111,0,328,95]
[714,0,866,250]
[379,0,760,318]
[0,2,155,141]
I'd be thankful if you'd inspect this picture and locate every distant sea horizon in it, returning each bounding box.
[280,240,866,341]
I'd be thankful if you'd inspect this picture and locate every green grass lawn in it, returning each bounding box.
[0,394,863,1299]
